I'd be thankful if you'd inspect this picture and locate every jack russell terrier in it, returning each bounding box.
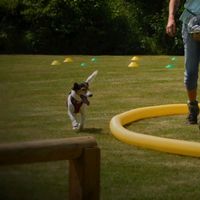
[67,70,98,131]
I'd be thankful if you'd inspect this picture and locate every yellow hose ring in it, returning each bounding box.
[110,104,200,157]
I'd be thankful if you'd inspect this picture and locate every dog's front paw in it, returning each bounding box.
[73,123,81,132]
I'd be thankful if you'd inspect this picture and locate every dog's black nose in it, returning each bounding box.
[88,94,93,97]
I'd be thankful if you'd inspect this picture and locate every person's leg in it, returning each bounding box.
[187,89,197,102]
[182,23,200,124]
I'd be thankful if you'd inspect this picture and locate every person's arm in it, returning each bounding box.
[166,0,180,37]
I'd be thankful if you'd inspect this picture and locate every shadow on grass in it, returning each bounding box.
[80,128,103,134]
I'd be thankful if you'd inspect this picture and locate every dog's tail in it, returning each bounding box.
[85,70,98,84]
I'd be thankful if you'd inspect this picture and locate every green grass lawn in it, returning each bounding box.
[1,55,200,200]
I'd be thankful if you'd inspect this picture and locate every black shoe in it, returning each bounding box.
[187,100,199,124]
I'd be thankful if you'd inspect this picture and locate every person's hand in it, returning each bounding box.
[166,16,176,37]
[192,32,200,41]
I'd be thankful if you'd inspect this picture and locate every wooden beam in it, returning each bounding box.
[0,136,100,200]
[0,136,97,165]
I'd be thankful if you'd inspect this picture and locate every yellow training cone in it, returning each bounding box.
[128,62,139,68]
[51,60,61,65]
[131,56,139,61]
[64,57,73,63]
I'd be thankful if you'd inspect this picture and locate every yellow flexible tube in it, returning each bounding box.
[110,104,200,157]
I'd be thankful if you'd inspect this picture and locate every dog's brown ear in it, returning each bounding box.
[72,82,79,91]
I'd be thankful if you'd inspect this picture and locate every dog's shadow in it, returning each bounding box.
[80,128,103,134]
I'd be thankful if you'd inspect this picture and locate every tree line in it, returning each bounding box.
[0,0,184,55]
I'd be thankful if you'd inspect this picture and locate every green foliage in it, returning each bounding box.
[0,0,184,54]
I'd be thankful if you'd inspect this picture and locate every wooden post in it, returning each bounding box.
[0,137,97,165]
[69,147,100,200]
[0,136,100,200]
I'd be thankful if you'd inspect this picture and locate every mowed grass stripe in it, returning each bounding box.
[1,55,200,200]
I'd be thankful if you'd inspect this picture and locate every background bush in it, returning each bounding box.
[0,0,184,54]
